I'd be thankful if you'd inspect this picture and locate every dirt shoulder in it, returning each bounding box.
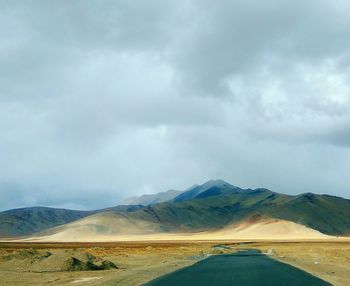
[0,240,349,286]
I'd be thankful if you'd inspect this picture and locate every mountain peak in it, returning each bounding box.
[201,179,235,188]
[173,179,240,203]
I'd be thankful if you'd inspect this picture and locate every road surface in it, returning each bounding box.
[143,249,331,286]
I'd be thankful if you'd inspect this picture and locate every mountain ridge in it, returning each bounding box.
[1,179,350,238]
[123,189,183,206]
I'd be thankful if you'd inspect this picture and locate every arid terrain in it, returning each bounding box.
[17,215,332,242]
[1,181,349,285]
[0,240,349,286]
[2,0,350,284]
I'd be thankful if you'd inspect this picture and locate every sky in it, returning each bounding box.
[1,0,350,211]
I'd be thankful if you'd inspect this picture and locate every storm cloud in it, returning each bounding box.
[1,0,350,210]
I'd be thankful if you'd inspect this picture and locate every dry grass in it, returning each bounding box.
[0,240,349,286]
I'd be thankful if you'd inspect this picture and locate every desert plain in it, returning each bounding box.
[1,181,349,285]
[0,239,349,286]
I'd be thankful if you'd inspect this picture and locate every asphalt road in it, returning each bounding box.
[143,249,332,286]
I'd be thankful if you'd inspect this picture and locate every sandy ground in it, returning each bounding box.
[19,217,334,242]
[0,240,349,286]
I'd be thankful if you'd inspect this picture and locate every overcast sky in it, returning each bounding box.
[1,0,350,211]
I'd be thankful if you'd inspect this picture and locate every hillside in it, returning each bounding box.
[0,205,142,237]
[172,179,240,202]
[214,216,329,239]
[26,215,329,242]
[29,212,165,242]
[134,186,350,235]
[0,207,96,237]
[1,180,350,239]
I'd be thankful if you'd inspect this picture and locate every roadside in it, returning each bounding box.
[0,241,349,286]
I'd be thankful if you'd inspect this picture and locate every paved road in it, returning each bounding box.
[143,250,332,286]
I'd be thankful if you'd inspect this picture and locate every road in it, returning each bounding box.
[143,249,332,286]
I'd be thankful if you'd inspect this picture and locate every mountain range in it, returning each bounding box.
[1,179,349,240]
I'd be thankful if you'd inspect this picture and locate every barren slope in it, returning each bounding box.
[23,213,331,242]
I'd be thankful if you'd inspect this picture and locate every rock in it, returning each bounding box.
[63,255,117,271]
[10,249,51,261]
[12,249,38,259]
[85,261,103,271]
[42,251,52,258]
[63,257,85,271]
[101,260,118,270]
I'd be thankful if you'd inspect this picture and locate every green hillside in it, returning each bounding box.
[1,180,350,237]
[123,183,350,235]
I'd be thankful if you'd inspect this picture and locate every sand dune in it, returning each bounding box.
[19,212,334,242]
[23,212,163,242]
[209,217,330,239]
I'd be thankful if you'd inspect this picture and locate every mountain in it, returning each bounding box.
[1,179,350,239]
[0,207,96,237]
[31,211,166,241]
[133,185,350,235]
[0,205,143,237]
[124,190,183,205]
[172,179,240,202]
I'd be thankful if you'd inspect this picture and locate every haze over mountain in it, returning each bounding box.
[122,180,232,206]
[123,189,183,206]
[1,180,349,240]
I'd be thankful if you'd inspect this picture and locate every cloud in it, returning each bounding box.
[173,0,350,94]
[0,0,350,211]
